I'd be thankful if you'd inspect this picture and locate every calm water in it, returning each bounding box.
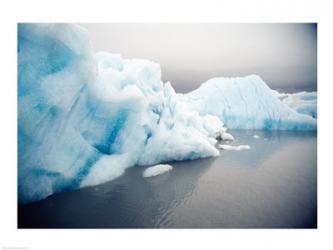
[18,130,317,228]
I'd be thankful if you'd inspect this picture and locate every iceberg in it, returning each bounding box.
[186,76,317,130]
[18,24,222,204]
[142,164,173,178]
[221,132,234,141]
[18,23,317,204]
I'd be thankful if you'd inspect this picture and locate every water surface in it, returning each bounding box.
[18,130,317,228]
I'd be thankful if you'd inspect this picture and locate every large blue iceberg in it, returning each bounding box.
[186,76,317,130]
[18,23,317,204]
[18,24,222,204]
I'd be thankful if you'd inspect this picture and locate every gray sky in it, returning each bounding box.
[81,23,317,93]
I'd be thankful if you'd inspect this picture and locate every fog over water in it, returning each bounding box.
[81,23,317,93]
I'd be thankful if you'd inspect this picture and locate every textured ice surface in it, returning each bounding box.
[142,164,173,178]
[186,76,317,130]
[273,91,317,118]
[18,24,222,204]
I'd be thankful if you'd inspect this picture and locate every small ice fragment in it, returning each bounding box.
[143,164,173,178]
[218,144,250,151]
[253,134,260,139]
[221,132,234,141]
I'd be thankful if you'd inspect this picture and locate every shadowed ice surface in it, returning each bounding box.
[18,130,317,228]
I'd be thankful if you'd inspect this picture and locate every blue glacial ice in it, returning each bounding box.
[272,90,317,119]
[186,76,317,130]
[18,24,221,204]
[18,23,317,204]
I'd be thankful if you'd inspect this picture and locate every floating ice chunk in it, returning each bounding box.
[218,144,251,151]
[186,75,317,130]
[143,164,173,178]
[214,127,234,141]
[221,132,234,141]
[253,135,260,139]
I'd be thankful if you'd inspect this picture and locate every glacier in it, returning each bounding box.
[186,76,317,130]
[18,23,317,204]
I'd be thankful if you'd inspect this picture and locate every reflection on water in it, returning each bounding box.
[18,130,317,228]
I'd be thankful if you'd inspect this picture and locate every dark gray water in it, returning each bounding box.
[18,130,317,228]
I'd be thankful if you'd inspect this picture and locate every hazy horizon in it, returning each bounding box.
[81,23,317,93]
